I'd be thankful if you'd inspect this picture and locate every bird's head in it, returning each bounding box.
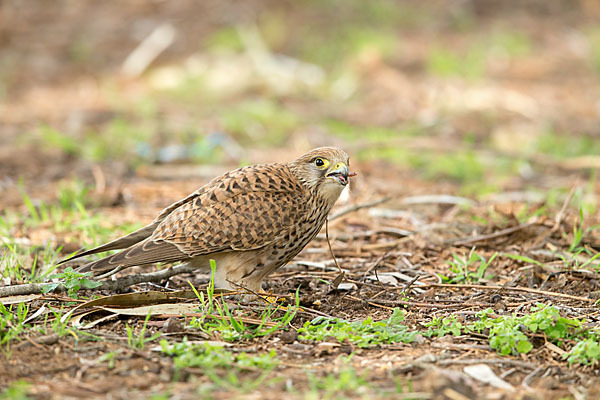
[289,147,356,204]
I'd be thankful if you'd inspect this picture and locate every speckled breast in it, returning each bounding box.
[265,195,333,269]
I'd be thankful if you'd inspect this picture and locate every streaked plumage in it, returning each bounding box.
[60,147,354,292]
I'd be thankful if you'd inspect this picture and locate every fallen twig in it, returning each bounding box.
[418,283,595,303]
[552,185,578,232]
[449,221,537,246]
[400,194,476,207]
[122,23,176,77]
[344,294,485,310]
[0,263,198,297]
[329,196,392,221]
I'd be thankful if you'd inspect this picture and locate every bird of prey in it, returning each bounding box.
[60,147,355,292]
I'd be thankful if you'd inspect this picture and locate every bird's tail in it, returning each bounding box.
[77,239,188,276]
[57,222,159,266]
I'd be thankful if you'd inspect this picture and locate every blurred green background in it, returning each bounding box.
[1,0,600,204]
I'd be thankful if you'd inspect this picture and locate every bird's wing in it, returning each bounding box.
[153,164,309,255]
[156,188,308,256]
[79,164,309,273]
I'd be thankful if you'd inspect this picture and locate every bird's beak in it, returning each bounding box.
[326,163,357,186]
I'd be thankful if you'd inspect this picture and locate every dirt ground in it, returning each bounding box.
[2,1,600,399]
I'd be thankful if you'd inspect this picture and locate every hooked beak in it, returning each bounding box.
[326,163,357,186]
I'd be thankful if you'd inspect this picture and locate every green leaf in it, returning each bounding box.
[516,340,533,354]
[81,278,102,289]
[41,283,60,293]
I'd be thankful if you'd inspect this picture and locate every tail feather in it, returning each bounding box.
[77,239,188,275]
[57,222,158,265]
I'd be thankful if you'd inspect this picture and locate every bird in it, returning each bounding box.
[59,147,355,293]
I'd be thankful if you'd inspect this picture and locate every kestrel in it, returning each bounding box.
[60,147,354,292]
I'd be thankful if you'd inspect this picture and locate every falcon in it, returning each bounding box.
[60,147,355,292]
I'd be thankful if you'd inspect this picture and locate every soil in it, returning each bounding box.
[2,1,600,399]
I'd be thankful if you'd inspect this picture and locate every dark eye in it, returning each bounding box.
[315,158,324,167]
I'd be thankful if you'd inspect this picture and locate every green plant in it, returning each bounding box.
[424,315,465,337]
[569,208,586,252]
[0,302,30,351]
[40,305,77,339]
[99,351,118,369]
[520,304,581,341]
[0,380,30,400]
[467,305,582,356]
[439,248,497,284]
[221,99,300,146]
[564,335,600,366]
[424,306,588,357]
[306,356,371,399]
[501,252,544,267]
[42,267,102,298]
[188,261,298,341]
[161,338,279,385]
[56,179,93,210]
[126,312,161,350]
[298,308,417,348]
[426,44,487,80]
[486,316,533,355]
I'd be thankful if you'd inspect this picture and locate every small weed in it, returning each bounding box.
[490,30,532,58]
[0,380,30,400]
[564,334,600,366]
[149,393,170,400]
[126,312,161,350]
[0,302,30,351]
[424,315,465,337]
[99,351,118,369]
[470,306,581,356]
[439,248,497,284]
[221,99,300,146]
[419,151,487,184]
[188,261,298,341]
[569,208,586,252]
[424,306,590,357]
[501,252,544,267]
[56,179,93,210]
[426,44,487,80]
[298,308,417,348]
[43,305,77,339]
[306,356,370,399]
[535,131,600,159]
[480,313,534,355]
[161,338,279,386]
[520,304,581,341]
[42,267,102,298]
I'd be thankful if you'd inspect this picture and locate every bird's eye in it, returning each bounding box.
[314,157,328,168]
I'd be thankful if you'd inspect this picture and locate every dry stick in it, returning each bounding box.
[345,294,395,310]
[528,184,578,251]
[552,184,578,232]
[449,221,537,246]
[345,294,477,310]
[328,196,392,221]
[417,283,594,303]
[0,263,198,297]
[401,274,421,293]
[435,358,536,369]
[522,365,545,390]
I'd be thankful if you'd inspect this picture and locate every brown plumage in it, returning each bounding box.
[60,147,354,292]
